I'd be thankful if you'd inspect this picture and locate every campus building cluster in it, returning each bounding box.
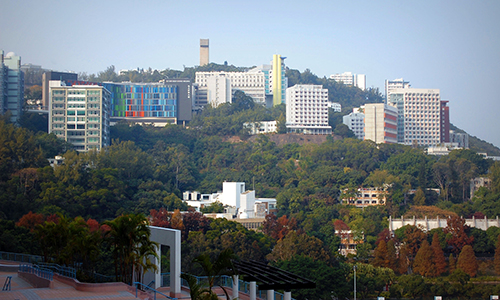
[343,78,462,148]
[2,43,463,154]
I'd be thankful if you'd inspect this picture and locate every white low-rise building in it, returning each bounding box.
[183,182,277,219]
[243,121,278,135]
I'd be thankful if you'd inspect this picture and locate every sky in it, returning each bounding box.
[1,0,499,148]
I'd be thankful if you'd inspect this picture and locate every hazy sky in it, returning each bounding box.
[1,0,499,148]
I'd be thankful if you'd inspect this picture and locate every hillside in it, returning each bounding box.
[451,124,500,156]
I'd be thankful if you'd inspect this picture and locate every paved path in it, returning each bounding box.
[0,271,138,300]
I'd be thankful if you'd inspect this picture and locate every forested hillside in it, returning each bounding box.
[4,64,500,299]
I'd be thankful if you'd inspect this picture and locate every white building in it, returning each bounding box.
[364,103,398,144]
[328,102,342,112]
[243,121,278,135]
[343,107,365,140]
[388,88,441,146]
[206,75,232,107]
[330,72,366,90]
[385,78,410,103]
[195,71,266,105]
[49,80,111,152]
[183,182,277,219]
[286,84,331,134]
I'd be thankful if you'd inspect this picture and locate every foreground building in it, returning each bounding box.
[286,84,331,134]
[0,51,24,124]
[388,88,441,146]
[49,80,111,152]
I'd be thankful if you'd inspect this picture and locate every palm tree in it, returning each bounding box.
[105,213,158,285]
[183,248,236,300]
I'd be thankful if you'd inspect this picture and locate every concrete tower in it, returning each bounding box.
[200,39,209,66]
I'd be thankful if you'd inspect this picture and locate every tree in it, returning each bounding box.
[266,231,331,263]
[431,232,447,276]
[495,234,500,275]
[274,256,350,300]
[457,245,478,277]
[104,214,158,284]
[182,248,236,300]
[413,187,426,206]
[386,240,398,272]
[449,254,456,273]
[413,240,434,277]
[397,245,410,275]
[444,216,474,254]
[372,240,388,268]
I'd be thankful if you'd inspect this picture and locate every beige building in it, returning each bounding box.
[200,39,209,66]
[342,187,388,208]
[388,88,441,146]
[364,103,398,144]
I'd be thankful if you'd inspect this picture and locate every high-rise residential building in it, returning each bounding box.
[200,39,209,66]
[388,88,441,146]
[385,78,410,103]
[1,51,24,124]
[363,103,398,144]
[286,84,331,134]
[343,107,365,140]
[42,71,78,108]
[440,100,450,143]
[49,80,110,152]
[330,72,366,90]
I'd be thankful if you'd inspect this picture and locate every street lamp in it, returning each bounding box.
[353,264,357,300]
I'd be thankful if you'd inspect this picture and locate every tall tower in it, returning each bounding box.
[272,54,286,106]
[200,39,209,66]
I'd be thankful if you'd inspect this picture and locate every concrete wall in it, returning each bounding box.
[389,215,500,232]
[18,271,54,288]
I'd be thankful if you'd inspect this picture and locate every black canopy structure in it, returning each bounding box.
[231,260,316,291]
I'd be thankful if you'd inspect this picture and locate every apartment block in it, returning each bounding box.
[286,84,331,134]
[49,81,110,152]
[364,103,398,144]
[388,88,441,146]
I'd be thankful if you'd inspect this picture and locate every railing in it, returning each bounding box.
[2,276,12,291]
[0,251,44,264]
[19,264,53,281]
[175,273,290,300]
[38,262,76,279]
[134,281,177,300]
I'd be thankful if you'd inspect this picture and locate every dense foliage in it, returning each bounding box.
[3,65,500,299]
